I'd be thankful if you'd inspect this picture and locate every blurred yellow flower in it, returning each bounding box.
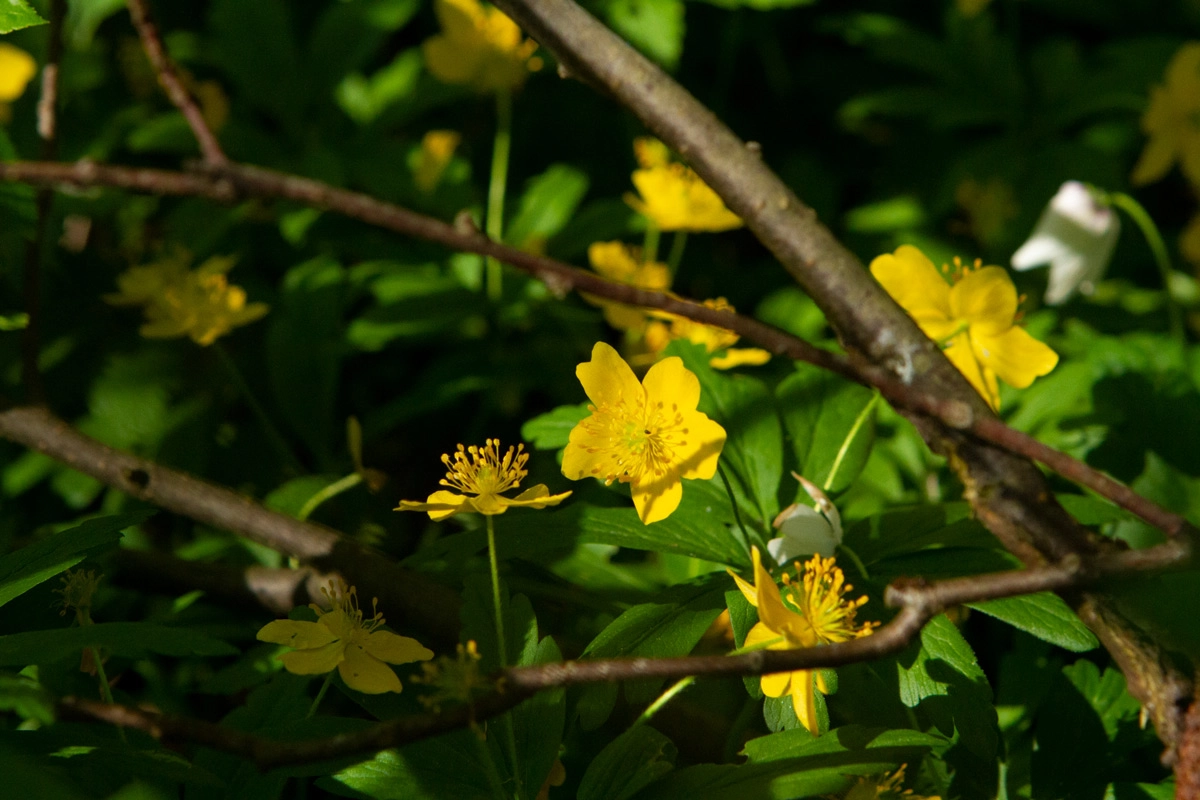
[1131,42,1200,188]
[650,298,771,370]
[257,580,433,694]
[626,138,743,233]
[413,130,462,193]
[585,241,672,332]
[423,0,541,94]
[845,765,940,800]
[728,547,874,734]
[396,439,571,521]
[954,0,992,17]
[870,245,1058,411]
[563,342,726,524]
[0,44,36,103]
[106,254,269,346]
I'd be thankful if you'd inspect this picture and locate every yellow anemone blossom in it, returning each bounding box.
[106,254,269,346]
[625,138,743,233]
[0,44,36,102]
[422,0,541,94]
[727,547,875,734]
[396,439,572,521]
[585,241,672,333]
[844,764,941,800]
[256,580,434,694]
[647,298,772,370]
[562,341,727,524]
[869,245,1058,411]
[413,130,462,193]
[1132,42,1200,188]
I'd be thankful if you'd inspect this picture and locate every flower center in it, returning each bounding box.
[440,439,528,498]
[583,398,689,484]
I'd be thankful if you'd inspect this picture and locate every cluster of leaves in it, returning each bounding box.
[1,0,1199,798]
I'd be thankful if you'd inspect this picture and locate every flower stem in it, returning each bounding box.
[665,230,688,276]
[824,390,880,493]
[297,473,363,521]
[213,342,305,474]
[632,676,695,727]
[485,514,508,669]
[89,646,126,742]
[1107,191,1185,343]
[718,465,761,556]
[642,222,661,265]
[486,89,513,302]
[307,673,334,718]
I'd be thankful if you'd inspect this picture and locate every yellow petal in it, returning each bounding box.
[869,245,951,321]
[394,490,471,521]
[577,341,643,409]
[760,669,791,698]
[710,348,771,370]
[502,484,572,510]
[790,671,819,734]
[642,355,701,414]
[750,547,798,641]
[729,570,759,609]
[675,411,727,481]
[257,618,339,649]
[361,630,434,666]
[0,45,37,103]
[630,473,683,525]
[950,266,1017,336]
[279,640,345,675]
[338,645,403,694]
[943,335,997,410]
[973,327,1059,390]
[1131,131,1177,186]
[562,423,616,483]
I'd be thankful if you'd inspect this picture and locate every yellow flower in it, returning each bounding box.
[422,0,541,94]
[412,640,490,711]
[396,439,571,521]
[0,44,37,103]
[585,241,672,333]
[870,245,1058,411]
[257,579,433,694]
[106,254,269,346]
[562,342,727,524]
[651,298,771,370]
[625,138,743,233]
[728,547,875,735]
[413,130,462,193]
[1132,43,1200,187]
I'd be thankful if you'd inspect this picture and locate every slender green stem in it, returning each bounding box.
[213,342,304,473]
[89,646,125,742]
[730,635,785,654]
[718,465,761,555]
[485,515,508,668]
[837,543,871,582]
[486,89,513,302]
[824,391,880,493]
[297,473,362,521]
[665,230,688,276]
[1107,191,1184,343]
[306,673,334,718]
[642,222,661,265]
[632,676,695,726]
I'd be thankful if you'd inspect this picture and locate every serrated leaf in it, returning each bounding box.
[0,0,46,33]
[777,364,878,496]
[967,592,1097,653]
[0,512,147,608]
[578,725,677,800]
[505,165,590,252]
[0,622,236,665]
[521,403,590,450]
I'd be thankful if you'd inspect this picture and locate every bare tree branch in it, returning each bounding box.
[58,539,1192,771]
[0,405,459,643]
[126,0,228,166]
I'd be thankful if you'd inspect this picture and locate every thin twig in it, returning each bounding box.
[0,158,1191,545]
[58,538,1192,771]
[126,0,228,166]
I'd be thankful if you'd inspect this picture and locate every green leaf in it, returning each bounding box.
[670,341,782,527]
[741,725,946,763]
[511,636,566,798]
[777,363,878,496]
[1062,660,1140,742]
[521,403,590,451]
[578,725,677,800]
[0,622,237,665]
[1031,665,1112,800]
[601,0,684,69]
[0,747,87,800]
[323,732,495,799]
[210,0,305,126]
[577,574,727,728]
[967,593,1098,653]
[637,726,943,800]
[505,165,590,252]
[267,256,346,463]
[0,0,46,33]
[0,672,54,725]
[0,512,147,609]
[346,263,486,350]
